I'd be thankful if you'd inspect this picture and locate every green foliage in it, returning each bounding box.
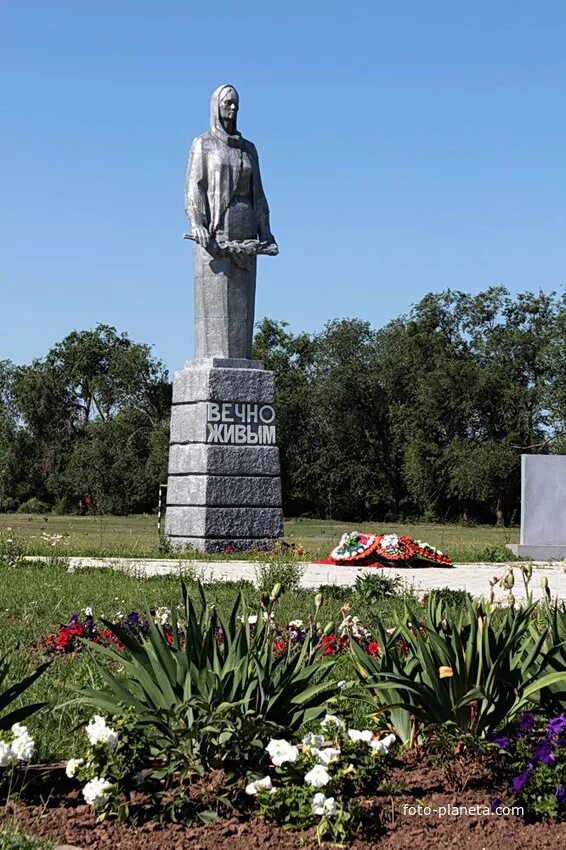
[254,287,566,523]
[70,708,156,822]
[0,832,54,850]
[256,560,305,594]
[0,651,50,731]
[350,593,566,745]
[16,498,50,514]
[3,324,170,514]
[353,572,405,604]
[76,581,337,768]
[493,715,566,820]
[425,586,473,608]
[253,719,393,843]
[424,722,495,792]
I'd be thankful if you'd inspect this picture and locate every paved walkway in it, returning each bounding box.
[34,556,566,602]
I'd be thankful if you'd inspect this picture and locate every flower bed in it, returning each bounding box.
[4,581,566,846]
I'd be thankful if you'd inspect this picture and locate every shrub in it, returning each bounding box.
[256,560,305,595]
[350,593,566,745]
[353,572,405,604]
[250,716,396,843]
[75,581,338,819]
[0,832,54,850]
[16,498,50,514]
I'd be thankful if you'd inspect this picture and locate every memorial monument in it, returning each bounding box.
[507,454,566,559]
[165,85,284,551]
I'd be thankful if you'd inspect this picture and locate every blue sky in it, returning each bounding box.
[2,1,565,377]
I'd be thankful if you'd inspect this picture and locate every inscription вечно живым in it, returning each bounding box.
[206,402,276,445]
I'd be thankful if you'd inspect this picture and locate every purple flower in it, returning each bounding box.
[492,736,510,750]
[70,613,80,624]
[127,612,140,626]
[489,795,502,812]
[556,785,566,805]
[548,714,566,736]
[519,712,535,732]
[512,770,530,794]
[532,738,555,765]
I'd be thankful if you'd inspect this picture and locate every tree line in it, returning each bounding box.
[1,287,565,523]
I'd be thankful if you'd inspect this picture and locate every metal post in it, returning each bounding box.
[157,483,167,536]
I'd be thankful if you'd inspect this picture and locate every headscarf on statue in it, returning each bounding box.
[185,84,269,238]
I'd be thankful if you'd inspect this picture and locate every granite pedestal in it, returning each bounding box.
[165,359,284,552]
[507,454,566,559]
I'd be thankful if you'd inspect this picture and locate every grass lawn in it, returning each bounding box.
[0,514,519,562]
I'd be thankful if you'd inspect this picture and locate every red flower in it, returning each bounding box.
[225,545,233,554]
[321,634,337,655]
[368,641,381,656]
[296,547,305,555]
[273,639,287,655]
[338,635,350,651]
[164,632,174,645]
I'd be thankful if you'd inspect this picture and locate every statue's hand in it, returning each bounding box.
[260,232,277,247]
[193,225,210,247]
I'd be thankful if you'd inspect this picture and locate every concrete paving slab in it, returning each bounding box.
[24,556,566,602]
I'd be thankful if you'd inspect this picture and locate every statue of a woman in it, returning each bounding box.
[185,84,278,360]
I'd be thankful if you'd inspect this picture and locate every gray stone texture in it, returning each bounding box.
[168,443,281,476]
[172,366,274,404]
[166,506,284,538]
[165,536,279,554]
[165,360,283,551]
[194,248,257,359]
[169,402,208,444]
[508,455,566,558]
[167,475,282,507]
[189,357,264,370]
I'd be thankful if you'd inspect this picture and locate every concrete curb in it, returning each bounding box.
[23,555,566,601]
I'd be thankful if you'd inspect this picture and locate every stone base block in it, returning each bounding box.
[165,360,283,552]
[165,506,284,539]
[167,475,282,507]
[172,365,274,404]
[167,536,277,554]
[507,544,566,560]
[168,444,280,476]
[188,358,264,370]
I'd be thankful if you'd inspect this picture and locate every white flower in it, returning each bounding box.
[83,776,112,808]
[288,620,303,629]
[305,764,331,788]
[65,757,85,778]
[266,738,299,766]
[245,775,273,795]
[0,740,14,767]
[312,792,337,815]
[312,747,340,766]
[369,733,396,754]
[320,714,343,731]
[84,607,93,617]
[10,724,34,762]
[248,614,258,626]
[337,680,348,690]
[85,715,119,750]
[347,728,373,744]
[381,534,399,549]
[154,606,170,626]
[302,733,324,749]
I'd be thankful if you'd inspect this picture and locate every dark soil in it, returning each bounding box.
[2,757,564,850]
